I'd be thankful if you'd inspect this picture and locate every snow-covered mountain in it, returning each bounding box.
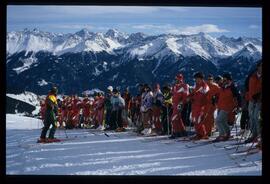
[7,29,262,62]
[7,28,125,56]
[231,43,261,61]
[6,91,42,116]
[6,28,262,95]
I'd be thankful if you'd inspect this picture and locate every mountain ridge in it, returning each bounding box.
[6,28,262,95]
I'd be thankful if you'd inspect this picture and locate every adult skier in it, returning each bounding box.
[214,73,241,142]
[95,93,105,130]
[135,84,145,133]
[38,87,59,143]
[161,85,173,135]
[245,61,262,143]
[170,74,189,139]
[111,88,126,132]
[202,74,220,136]
[140,85,154,135]
[104,86,114,130]
[152,83,164,135]
[189,72,209,140]
[122,88,132,127]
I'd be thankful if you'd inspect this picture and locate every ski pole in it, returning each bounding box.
[235,126,252,152]
[235,113,238,137]
[186,102,192,136]
[241,135,259,161]
[166,106,170,136]
[115,108,119,129]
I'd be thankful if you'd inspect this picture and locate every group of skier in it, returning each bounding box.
[38,61,262,146]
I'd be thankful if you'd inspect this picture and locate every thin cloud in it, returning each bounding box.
[132,24,229,35]
[52,24,94,30]
[167,24,229,35]
[249,25,259,29]
[132,24,173,30]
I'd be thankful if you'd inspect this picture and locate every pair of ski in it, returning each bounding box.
[226,141,261,167]
[184,139,214,148]
[229,147,260,159]
[160,137,191,144]
[235,160,262,168]
[93,129,131,138]
[229,148,261,168]
[19,137,76,149]
[184,136,236,148]
[88,129,110,137]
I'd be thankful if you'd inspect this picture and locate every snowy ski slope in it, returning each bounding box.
[6,114,261,175]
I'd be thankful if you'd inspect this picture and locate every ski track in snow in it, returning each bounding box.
[6,114,261,175]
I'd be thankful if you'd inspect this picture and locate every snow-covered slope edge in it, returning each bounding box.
[6,91,42,116]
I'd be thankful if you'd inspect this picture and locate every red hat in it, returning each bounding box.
[175,74,184,81]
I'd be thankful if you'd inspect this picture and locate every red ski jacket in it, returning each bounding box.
[248,72,262,101]
[217,82,240,112]
[206,82,220,105]
[189,80,209,111]
[172,83,189,107]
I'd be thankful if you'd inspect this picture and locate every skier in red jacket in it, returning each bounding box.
[214,73,241,142]
[170,74,189,139]
[91,93,105,129]
[189,72,209,140]
[202,74,220,137]
[82,97,91,128]
[245,61,262,143]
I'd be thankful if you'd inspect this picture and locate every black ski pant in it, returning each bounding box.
[40,111,57,139]
[161,105,172,134]
[105,108,112,127]
[240,109,249,130]
[111,109,123,129]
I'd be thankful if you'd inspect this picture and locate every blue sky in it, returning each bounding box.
[7,6,262,38]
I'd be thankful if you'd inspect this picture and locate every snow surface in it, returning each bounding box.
[6,114,261,175]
